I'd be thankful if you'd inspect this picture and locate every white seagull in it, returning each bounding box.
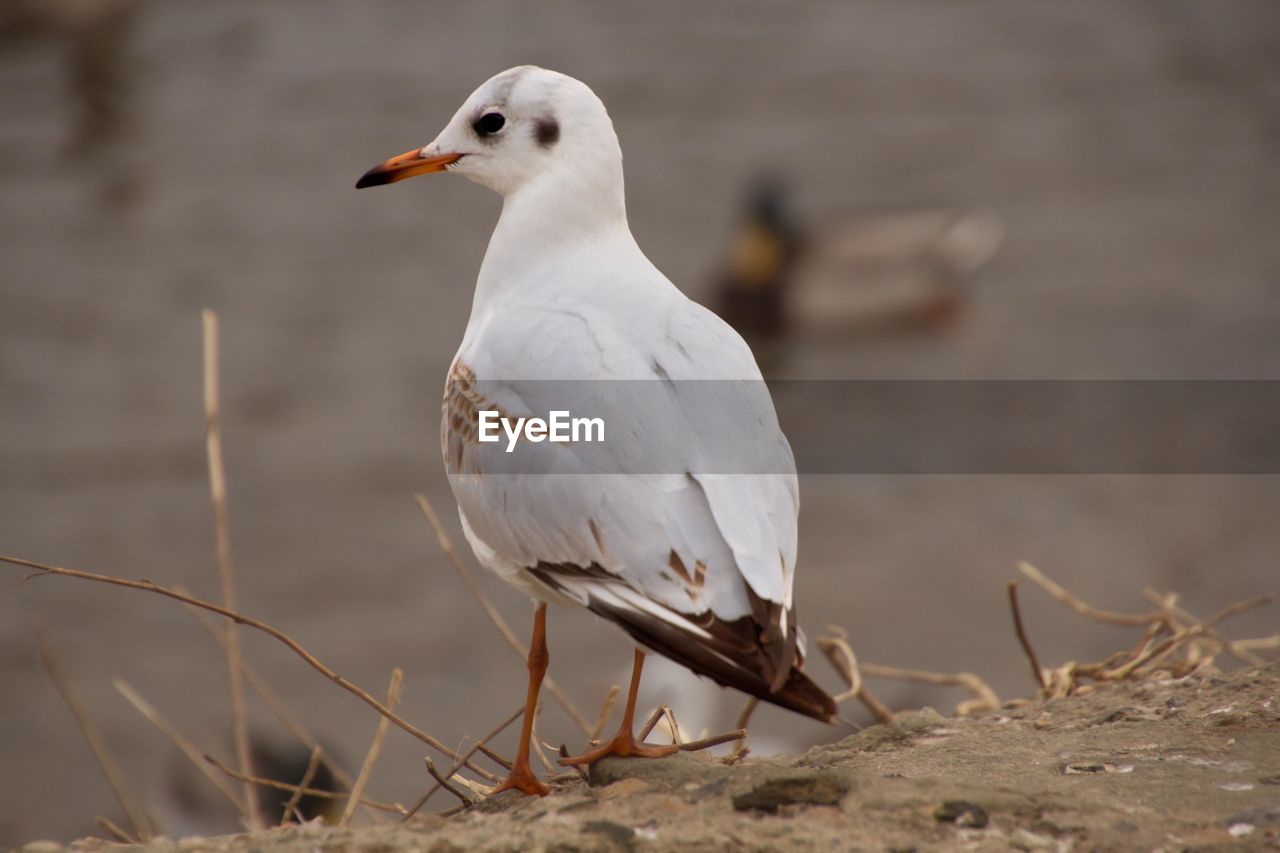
[356,66,836,796]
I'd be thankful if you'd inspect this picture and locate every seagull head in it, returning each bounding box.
[356,66,623,201]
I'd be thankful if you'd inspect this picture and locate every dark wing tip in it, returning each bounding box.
[774,666,838,723]
[579,588,837,724]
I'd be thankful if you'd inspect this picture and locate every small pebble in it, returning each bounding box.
[732,773,850,813]
[1063,761,1131,774]
[1010,828,1055,850]
[581,819,636,845]
[1227,806,1280,827]
[634,821,660,842]
[934,800,988,828]
[596,777,650,800]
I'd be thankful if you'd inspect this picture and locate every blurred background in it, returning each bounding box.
[2,0,1279,844]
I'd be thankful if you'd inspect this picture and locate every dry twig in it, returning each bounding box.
[202,310,261,831]
[1237,635,1280,652]
[95,815,136,844]
[816,629,863,703]
[854,687,896,725]
[1015,562,1276,698]
[588,685,620,744]
[451,776,496,799]
[402,704,524,820]
[179,595,359,790]
[341,668,403,825]
[114,678,246,816]
[1017,562,1168,627]
[1120,594,1275,680]
[35,618,153,840]
[1,555,495,782]
[679,729,749,752]
[820,622,999,714]
[815,628,893,723]
[583,703,738,753]
[558,744,589,783]
[530,717,559,776]
[178,593,382,824]
[424,757,474,808]
[473,742,513,772]
[859,662,1000,714]
[1201,593,1276,629]
[282,746,323,825]
[1008,581,1047,690]
[636,705,668,742]
[659,706,683,746]
[202,752,404,816]
[415,494,591,735]
[730,697,758,757]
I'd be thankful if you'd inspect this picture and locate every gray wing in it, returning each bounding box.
[443,298,833,721]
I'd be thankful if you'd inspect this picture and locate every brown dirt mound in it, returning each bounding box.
[25,662,1280,852]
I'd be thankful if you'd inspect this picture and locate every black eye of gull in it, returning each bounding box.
[473,112,506,137]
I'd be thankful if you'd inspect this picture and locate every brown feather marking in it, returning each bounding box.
[588,518,607,554]
[693,560,707,589]
[667,550,693,585]
[441,359,509,475]
[531,560,618,583]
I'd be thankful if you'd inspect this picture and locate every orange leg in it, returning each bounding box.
[491,603,551,796]
[559,648,679,766]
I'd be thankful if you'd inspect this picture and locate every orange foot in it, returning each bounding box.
[490,767,550,797]
[559,731,679,767]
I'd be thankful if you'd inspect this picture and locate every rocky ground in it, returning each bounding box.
[21,662,1280,852]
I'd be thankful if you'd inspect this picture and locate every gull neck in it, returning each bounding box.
[470,160,636,315]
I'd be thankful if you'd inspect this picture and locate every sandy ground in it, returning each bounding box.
[21,663,1280,851]
[2,0,1279,845]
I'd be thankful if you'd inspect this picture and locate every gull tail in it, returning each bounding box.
[588,590,836,723]
[557,577,838,723]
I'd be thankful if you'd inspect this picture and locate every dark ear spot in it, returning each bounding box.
[534,117,560,148]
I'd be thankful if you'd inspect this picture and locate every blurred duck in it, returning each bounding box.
[153,737,342,836]
[713,176,1004,343]
[713,176,805,339]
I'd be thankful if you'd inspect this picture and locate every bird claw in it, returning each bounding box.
[490,767,551,797]
[558,732,679,767]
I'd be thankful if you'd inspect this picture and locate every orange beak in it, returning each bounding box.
[355,148,463,189]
